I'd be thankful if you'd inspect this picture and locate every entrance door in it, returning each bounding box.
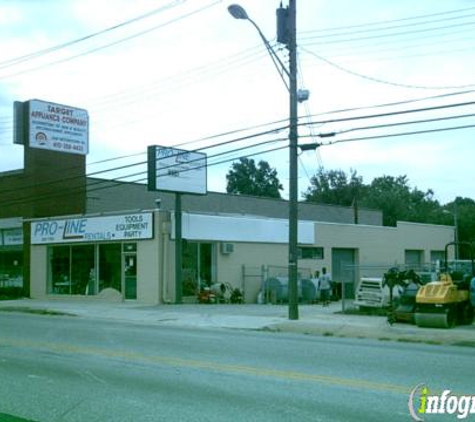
[331,248,357,299]
[124,253,137,299]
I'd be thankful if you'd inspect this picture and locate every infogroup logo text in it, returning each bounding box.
[408,383,475,421]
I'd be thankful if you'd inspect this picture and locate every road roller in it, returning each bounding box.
[415,242,475,328]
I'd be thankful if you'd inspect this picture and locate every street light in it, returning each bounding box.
[228,2,300,320]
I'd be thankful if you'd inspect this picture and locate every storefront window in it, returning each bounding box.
[71,245,95,295]
[0,249,23,288]
[99,244,122,293]
[50,246,71,294]
[50,244,122,296]
[182,242,214,296]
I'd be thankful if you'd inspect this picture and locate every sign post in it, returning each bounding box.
[175,193,182,304]
[147,146,207,304]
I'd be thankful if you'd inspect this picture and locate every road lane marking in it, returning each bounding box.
[0,336,409,395]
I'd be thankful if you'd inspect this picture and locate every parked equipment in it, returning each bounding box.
[263,277,303,303]
[393,270,423,323]
[355,277,401,309]
[415,242,475,328]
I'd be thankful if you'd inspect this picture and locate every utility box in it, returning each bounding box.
[276,5,289,45]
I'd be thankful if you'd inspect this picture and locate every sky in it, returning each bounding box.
[0,0,475,205]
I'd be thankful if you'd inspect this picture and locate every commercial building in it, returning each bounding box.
[1,174,454,304]
[0,99,454,304]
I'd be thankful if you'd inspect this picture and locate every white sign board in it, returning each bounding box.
[29,99,89,155]
[173,213,315,244]
[148,146,207,195]
[2,228,23,246]
[31,213,153,245]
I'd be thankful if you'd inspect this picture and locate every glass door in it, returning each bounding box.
[124,253,137,299]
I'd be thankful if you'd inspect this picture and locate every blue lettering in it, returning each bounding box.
[63,218,87,238]
[34,221,59,236]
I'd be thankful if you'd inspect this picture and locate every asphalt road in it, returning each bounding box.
[0,313,473,422]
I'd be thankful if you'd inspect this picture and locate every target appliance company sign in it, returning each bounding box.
[28,99,89,155]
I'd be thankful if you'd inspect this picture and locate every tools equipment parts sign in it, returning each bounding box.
[31,213,153,245]
[28,99,89,155]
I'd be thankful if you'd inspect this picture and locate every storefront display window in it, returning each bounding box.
[49,242,134,297]
[182,242,214,296]
[99,244,121,293]
[0,249,23,288]
[50,246,71,294]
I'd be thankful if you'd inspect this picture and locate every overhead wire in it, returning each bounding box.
[1,139,289,208]
[299,6,475,34]
[0,1,221,80]
[300,46,475,90]
[4,99,475,204]
[300,20,475,46]
[0,0,184,70]
[300,13,475,42]
[6,106,475,209]
[309,123,475,147]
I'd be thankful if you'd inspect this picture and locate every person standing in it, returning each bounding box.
[313,270,320,304]
[320,267,332,306]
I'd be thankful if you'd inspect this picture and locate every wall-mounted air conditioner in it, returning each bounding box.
[220,243,234,255]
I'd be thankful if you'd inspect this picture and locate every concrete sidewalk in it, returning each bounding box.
[0,299,474,346]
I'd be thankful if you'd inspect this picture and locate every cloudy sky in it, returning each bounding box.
[1,0,474,204]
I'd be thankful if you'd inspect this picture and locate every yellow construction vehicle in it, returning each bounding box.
[415,242,475,328]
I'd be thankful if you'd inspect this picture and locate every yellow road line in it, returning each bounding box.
[0,337,409,395]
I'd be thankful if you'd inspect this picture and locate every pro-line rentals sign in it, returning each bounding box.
[31,213,153,244]
[408,383,475,420]
[27,99,89,155]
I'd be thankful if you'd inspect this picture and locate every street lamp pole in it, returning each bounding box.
[287,0,299,320]
[228,2,299,320]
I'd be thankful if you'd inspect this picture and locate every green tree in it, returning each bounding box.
[361,175,440,226]
[442,198,475,246]
[226,158,283,198]
[303,168,366,206]
[303,169,443,227]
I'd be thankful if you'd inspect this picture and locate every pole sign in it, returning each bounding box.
[147,145,207,195]
[26,99,89,155]
[31,213,153,245]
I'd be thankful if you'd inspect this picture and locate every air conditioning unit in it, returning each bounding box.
[220,243,234,255]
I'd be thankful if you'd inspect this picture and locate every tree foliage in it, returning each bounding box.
[303,168,366,206]
[304,169,441,227]
[362,175,440,226]
[226,158,283,198]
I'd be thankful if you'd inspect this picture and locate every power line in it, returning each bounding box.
[0,124,290,196]
[3,109,475,208]
[0,1,221,80]
[299,6,475,34]
[301,46,475,90]
[300,12,475,40]
[327,112,475,136]
[310,123,475,147]
[1,142,289,209]
[303,32,475,62]
[0,0,184,70]
[301,20,475,46]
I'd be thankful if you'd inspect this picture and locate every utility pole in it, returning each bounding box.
[228,1,300,319]
[287,0,299,320]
